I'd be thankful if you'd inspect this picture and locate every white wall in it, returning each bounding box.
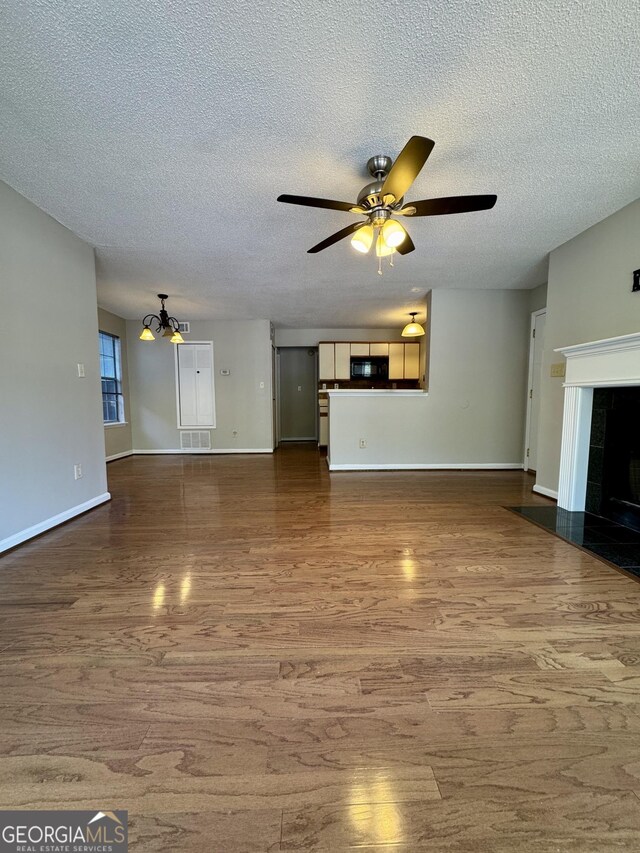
[0,181,108,552]
[529,282,547,313]
[536,198,640,496]
[127,318,273,451]
[274,327,406,347]
[97,307,133,460]
[328,289,530,468]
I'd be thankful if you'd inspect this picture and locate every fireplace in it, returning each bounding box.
[554,332,640,513]
[586,387,640,531]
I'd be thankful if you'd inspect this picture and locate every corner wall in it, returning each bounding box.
[536,198,640,496]
[328,289,530,468]
[0,181,108,552]
[97,307,133,460]
[127,318,273,452]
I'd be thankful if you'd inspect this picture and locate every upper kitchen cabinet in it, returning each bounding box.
[318,343,335,380]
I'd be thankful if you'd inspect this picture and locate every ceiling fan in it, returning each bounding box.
[277,136,497,261]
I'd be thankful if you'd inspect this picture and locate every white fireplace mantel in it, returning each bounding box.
[555,332,640,511]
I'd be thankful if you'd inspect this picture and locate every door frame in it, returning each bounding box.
[276,346,319,444]
[272,345,279,449]
[524,308,546,472]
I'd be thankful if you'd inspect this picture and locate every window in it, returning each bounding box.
[99,331,125,424]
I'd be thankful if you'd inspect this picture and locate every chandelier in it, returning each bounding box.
[139,294,184,343]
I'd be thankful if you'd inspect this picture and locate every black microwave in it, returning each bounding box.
[350,356,389,380]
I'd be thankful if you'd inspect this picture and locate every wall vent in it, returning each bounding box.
[177,321,190,333]
[179,430,211,450]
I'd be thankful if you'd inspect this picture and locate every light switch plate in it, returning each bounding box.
[77,363,85,377]
[550,362,566,378]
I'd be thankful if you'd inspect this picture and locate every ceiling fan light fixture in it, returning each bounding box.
[401,312,425,337]
[381,219,406,248]
[375,233,395,257]
[351,224,374,254]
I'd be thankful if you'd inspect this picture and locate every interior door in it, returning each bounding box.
[278,347,318,441]
[526,310,546,471]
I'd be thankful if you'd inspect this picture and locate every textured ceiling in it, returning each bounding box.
[1,0,639,328]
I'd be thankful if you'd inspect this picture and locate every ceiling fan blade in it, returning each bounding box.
[277,194,356,213]
[407,195,497,217]
[307,222,366,254]
[380,136,435,203]
[395,230,415,256]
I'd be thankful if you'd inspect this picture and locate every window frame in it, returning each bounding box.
[99,331,125,425]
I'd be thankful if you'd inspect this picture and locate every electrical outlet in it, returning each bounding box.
[259,381,265,389]
[359,439,367,449]
[74,464,83,480]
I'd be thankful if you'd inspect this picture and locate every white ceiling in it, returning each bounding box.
[1,0,639,328]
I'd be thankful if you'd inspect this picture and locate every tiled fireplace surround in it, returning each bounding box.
[554,332,640,512]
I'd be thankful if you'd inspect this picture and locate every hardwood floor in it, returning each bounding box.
[2,445,640,851]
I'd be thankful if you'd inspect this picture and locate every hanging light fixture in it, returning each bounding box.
[139,294,184,343]
[351,224,374,254]
[375,234,395,257]
[381,219,407,248]
[401,311,425,337]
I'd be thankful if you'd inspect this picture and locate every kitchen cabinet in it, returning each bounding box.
[318,343,335,380]
[334,343,351,380]
[404,343,421,380]
[319,340,421,383]
[319,413,329,446]
[388,343,405,380]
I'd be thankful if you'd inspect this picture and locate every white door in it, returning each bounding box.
[525,310,546,471]
[176,342,216,427]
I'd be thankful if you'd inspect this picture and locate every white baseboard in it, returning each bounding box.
[0,492,111,554]
[106,450,133,462]
[533,484,558,500]
[132,448,273,455]
[328,462,525,471]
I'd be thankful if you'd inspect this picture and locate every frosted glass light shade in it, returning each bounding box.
[140,326,155,341]
[401,316,425,337]
[381,219,406,248]
[170,330,185,344]
[351,224,374,254]
[375,234,395,257]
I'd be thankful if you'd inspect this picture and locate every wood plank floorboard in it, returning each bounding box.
[2,446,640,850]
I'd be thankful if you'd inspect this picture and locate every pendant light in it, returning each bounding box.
[401,312,425,337]
[139,294,184,343]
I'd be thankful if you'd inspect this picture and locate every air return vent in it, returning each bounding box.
[177,321,190,333]
[179,430,211,450]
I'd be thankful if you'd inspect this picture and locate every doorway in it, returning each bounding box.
[524,309,546,472]
[277,347,318,442]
